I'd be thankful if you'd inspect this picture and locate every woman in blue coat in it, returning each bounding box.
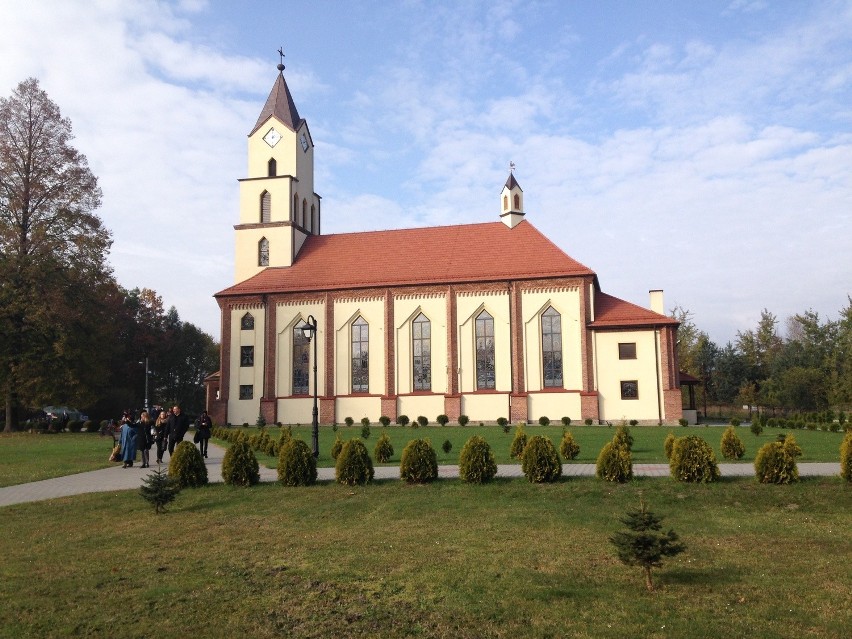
[119,412,138,468]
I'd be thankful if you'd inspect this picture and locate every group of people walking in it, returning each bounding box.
[116,406,212,468]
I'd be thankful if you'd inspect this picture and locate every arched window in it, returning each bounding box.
[241,313,254,330]
[475,310,495,390]
[260,191,271,223]
[351,317,369,393]
[541,307,563,388]
[412,313,431,391]
[292,324,309,395]
[503,195,508,211]
[258,237,269,266]
[267,158,277,177]
[513,193,520,209]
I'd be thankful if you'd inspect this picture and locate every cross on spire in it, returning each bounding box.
[509,161,516,174]
[277,47,285,72]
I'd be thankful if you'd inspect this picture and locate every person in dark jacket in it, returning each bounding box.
[167,405,190,456]
[153,410,169,464]
[195,410,212,458]
[137,411,154,468]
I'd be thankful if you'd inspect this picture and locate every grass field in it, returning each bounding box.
[0,477,849,638]
[0,432,116,487]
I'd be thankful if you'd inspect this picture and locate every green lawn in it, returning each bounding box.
[240,424,847,468]
[0,478,849,638]
[0,432,116,487]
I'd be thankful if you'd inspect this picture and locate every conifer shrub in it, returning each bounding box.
[754,435,801,484]
[559,431,580,460]
[278,427,292,449]
[442,439,452,454]
[538,416,550,426]
[222,439,260,487]
[459,435,497,484]
[396,414,410,426]
[521,435,562,483]
[509,424,528,459]
[663,432,676,460]
[730,418,741,427]
[417,415,429,428]
[335,438,374,486]
[596,440,633,483]
[374,432,394,463]
[330,434,343,460]
[361,417,371,428]
[584,418,594,426]
[361,423,371,439]
[678,418,688,427]
[840,431,852,482]
[669,436,720,483]
[720,425,745,460]
[139,467,181,513]
[379,415,391,427]
[399,438,438,483]
[613,425,634,451]
[750,421,764,436]
[437,414,449,426]
[345,417,354,427]
[629,419,639,427]
[561,416,571,426]
[278,438,317,486]
[458,414,469,427]
[168,441,208,488]
[496,417,509,432]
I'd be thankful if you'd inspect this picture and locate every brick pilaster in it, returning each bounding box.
[581,391,600,423]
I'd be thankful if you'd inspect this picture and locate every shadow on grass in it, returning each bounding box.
[659,564,742,587]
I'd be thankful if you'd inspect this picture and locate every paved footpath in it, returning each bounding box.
[0,440,841,508]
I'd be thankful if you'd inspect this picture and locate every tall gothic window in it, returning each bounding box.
[267,158,277,177]
[260,191,271,223]
[241,313,254,330]
[351,317,369,393]
[514,193,520,209]
[475,310,495,390]
[292,325,309,395]
[292,193,299,222]
[412,313,431,391]
[258,237,269,266]
[541,307,563,387]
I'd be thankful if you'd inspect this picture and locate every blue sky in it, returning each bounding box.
[1,0,850,345]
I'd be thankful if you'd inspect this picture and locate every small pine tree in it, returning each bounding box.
[399,438,438,483]
[721,425,746,460]
[374,432,394,463]
[222,439,260,486]
[559,431,580,460]
[458,435,497,484]
[521,435,562,483]
[509,424,528,459]
[278,439,317,487]
[335,438,374,486]
[613,425,633,451]
[609,500,686,591]
[168,441,208,488]
[139,467,181,513]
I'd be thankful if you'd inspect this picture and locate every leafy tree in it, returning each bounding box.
[0,78,111,430]
[609,500,686,591]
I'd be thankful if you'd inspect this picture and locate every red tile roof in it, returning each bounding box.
[591,291,678,328]
[216,220,596,297]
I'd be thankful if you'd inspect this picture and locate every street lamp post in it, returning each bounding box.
[138,356,150,414]
[298,315,319,457]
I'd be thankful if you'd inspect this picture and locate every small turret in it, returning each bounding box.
[500,163,524,228]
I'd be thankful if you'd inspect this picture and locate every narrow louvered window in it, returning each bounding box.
[261,191,271,223]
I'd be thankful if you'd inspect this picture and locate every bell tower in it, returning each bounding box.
[500,163,524,228]
[233,50,321,283]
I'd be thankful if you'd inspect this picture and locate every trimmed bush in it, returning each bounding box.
[400,438,438,483]
[361,417,370,427]
[335,438,374,486]
[222,439,260,486]
[629,419,639,427]
[361,423,371,439]
[168,441,208,488]
[437,414,449,426]
[613,425,634,451]
[379,415,391,427]
[374,432,394,463]
[730,418,741,427]
[669,436,720,483]
[559,431,580,460]
[442,439,452,454]
[509,424,528,459]
[678,418,688,427]
[596,440,633,483]
[459,435,497,484]
[417,415,429,428]
[840,431,852,482]
[396,415,410,426]
[721,425,745,460]
[330,435,343,460]
[344,417,354,427]
[663,432,676,460]
[584,418,594,426]
[538,416,550,426]
[750,422,764,436]
[561,416,571,427]
[278,438,317,486]
[458,414,469,427]
[754,435,801,484]
[521,435,562,483]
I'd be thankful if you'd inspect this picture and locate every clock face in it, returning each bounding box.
[300,133,309,152]
[263,127,282,147]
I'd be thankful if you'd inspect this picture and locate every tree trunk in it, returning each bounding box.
[644,566,654,592]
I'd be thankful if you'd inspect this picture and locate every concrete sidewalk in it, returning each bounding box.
[0,439,841,508]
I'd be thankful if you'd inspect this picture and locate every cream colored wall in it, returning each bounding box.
[336,397,381,423]
[393,295,448,395]
[527,392,582,424]
[334,298,385,397]
[461,393,509,422]
[276,397,315,425]
[594,330,661,422]
[397,395,446,422]
[275,301,326,397]
[456,292,510,393]
[248,119,299,178]
[521,288,583,392]
[238,177,294,225]
[228,306,265,426]
[234,224,293,282]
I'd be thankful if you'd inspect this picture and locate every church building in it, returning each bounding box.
[206,62,683,427]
